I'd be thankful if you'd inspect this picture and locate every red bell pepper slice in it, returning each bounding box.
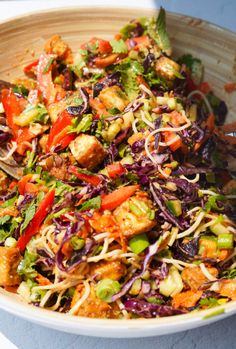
[47,110,75,151]
[69,165,102,186]
[106,163,125,179]
[1,89,21,132]
[94,53,119,68]
[185,72,197,93]
[17,189,55,252]
[37,54,56,105]
[24,59,39,75]
[18,174,33,195]
[101,185,139,211]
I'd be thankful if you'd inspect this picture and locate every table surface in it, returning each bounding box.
[0,1,236,348]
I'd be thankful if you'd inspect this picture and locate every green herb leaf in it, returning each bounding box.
[13,85,29,96]
[0,229,11,242]
[69,114,93,134]
[17,251,37,279]
[21,202,36,232]
[110,39,128,54]
[155,7,171,55]
[200,297,219,308]
[204,194,226,213]
[1,196,17,208]
[0,215,11,225]
[79,196,101,211]
[221,268,236,279]
[177,54,201,70]
[120,23,137,40]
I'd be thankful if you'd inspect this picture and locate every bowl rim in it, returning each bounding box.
[0,5,236,337]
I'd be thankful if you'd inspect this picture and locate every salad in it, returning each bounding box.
[0,8,236,319]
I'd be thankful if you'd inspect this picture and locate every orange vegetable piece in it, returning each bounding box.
[172,290,203,309]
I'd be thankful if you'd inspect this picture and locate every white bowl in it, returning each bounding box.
[0,6,236,337]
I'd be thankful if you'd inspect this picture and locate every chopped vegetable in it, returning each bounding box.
[129,233,150,254]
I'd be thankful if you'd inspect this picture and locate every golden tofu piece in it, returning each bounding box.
[0,247,21,287]
[155,56,181,81]
[72,285,119,318]
[0,170,8,192]
[90,260,126,281]
[113,195,156,238]
[44,35,69,59]
[99,86,129,112]
[69,134,106,170]
[181,266,218,291]
[219,280,236,300]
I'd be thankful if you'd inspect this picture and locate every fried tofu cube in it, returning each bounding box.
[44,35,69,59]
[69,134,106,170]
[90,260,126,281]
[113,194,156,238]
[155,56,181,81]
[72,285,119,318]
[0,247,21,287]
[99,86,129,112]
[181,266,218,291]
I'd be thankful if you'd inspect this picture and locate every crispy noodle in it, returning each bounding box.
[0,141,17,161]
[144,121,191,164]
[187,90,213,115]
[200,263,217,281]
[69,281,90,315]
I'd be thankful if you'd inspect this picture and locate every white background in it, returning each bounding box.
[0,1,236,349]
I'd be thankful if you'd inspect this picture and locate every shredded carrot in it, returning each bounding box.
[218,249,232,261]
[172,290,203,308]
[36,274,51,286]
[128,132,143,145]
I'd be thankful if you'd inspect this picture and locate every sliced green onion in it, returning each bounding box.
[96,279,121,303]
[70,236,85,251]
[217,233,234,249]
[146,296,164,305]
[129,278,142,295]
[129,233,150,254]
[166,200,182,217]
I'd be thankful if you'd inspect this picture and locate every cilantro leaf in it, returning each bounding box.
[13,85,29,96]
[79,196,101,211]
[114,59,140,99]
[200,297,227,309]
[155,7,171,55]
[21,201,36,232]
[0,229,11,242]
[0,215,11,225]
[110,39,128,54]
[221,268,236,279]
[69,114,93,134]
[177,54,201,70]
[120,23,137,40]
[17,251,37,279]
[1,196,17,208]
[204,194,226,213]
